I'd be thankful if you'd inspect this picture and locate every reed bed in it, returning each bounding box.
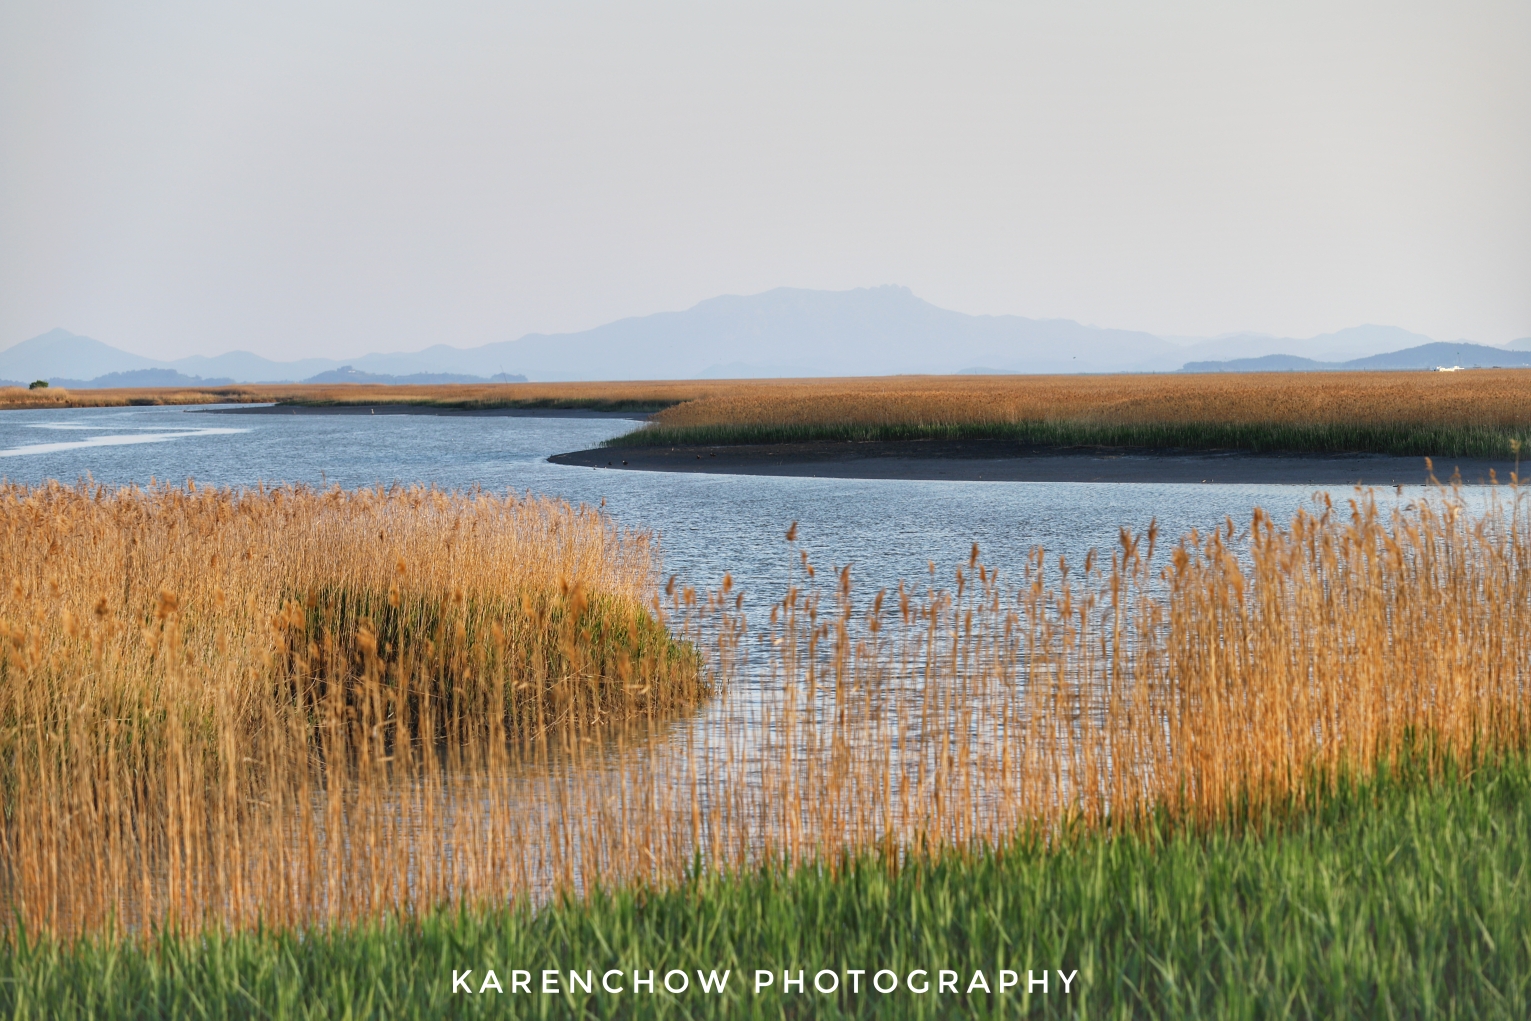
[10,370,1531,457]
[14,754,1531,1018]
[611,370,1531,457]
[0,482,707,935]
[3,479,1531,945]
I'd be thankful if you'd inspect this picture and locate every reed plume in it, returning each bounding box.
[3,479,1528,942]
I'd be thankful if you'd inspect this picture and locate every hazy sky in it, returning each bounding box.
[2,1,1527,361]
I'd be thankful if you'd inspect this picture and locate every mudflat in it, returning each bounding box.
[550,438,1522,485]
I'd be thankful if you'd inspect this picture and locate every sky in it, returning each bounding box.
[1,1,1528,362]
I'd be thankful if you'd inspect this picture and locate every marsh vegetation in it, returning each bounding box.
[0,483,708,933]
[609,371,1531,458]
[4,476,1531,1016]
[8,370,1531,459]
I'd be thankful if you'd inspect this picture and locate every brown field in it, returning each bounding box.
[5,479,1529,937]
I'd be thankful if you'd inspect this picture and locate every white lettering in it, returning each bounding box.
[939,970,957,994]
[1059,969,1078,994]
[452,970,473,994]
[783,970,805,993]
[847,969,865,993]
[967,971,991,993]
[1028,970,1048,994]
[633,970,654,993]
[602,970,624,994]
[569,970,593,994]
[664,970,689,993]
[873,970,898,993]
[479,971,502,994]
[907,970,929,994]
[755,970,774,993]
[511,971,530,993]
[814,970,839,994]
[999,970,1019,992]
[697,969,731,993]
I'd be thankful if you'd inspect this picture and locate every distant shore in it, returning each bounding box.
[550,439,1522,486]
[195,404,648,420]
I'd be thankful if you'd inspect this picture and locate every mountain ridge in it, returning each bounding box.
[4,288,1524,384]
[1183,342,1531,373]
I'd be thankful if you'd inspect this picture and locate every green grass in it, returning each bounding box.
[7,751,1531,1018]
[605,420,1531,460]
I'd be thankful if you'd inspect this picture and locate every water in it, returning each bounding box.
[2,402,1495,911]
[0,403,1409,600]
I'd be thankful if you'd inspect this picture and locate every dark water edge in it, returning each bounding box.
[551,438,1521,486]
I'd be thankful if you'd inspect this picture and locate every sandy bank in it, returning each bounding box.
[550,439,1522,486]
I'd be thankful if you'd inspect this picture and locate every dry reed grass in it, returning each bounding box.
[8,370,1531,431]
[4,477,1530,942]
[0,482,707,934]
[639,371,1531,432]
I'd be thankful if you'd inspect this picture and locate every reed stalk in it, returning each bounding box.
[2,479,1529,941]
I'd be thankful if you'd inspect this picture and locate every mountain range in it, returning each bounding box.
[1181,342,1531,373]
[3,286,1527,387]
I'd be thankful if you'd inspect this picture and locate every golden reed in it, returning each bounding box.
[6,370,1531,436]
[0,481,707,934]
[631,370,1531,436]
[2,479,1529,938]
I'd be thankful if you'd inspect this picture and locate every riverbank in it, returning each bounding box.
[197,404,647,419]
[0,380,707,413]
[552,438,1521,485]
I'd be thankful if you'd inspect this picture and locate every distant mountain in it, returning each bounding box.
[1183,342,1531,373]
[464,286,1181,379]
[0,290,1186,381]
[1171,325,1436,367]
[173,351,341,383]
[0,328,163,380]
[49,368,237,389]
[4,291,1525,382]
[301,366,525,385]
[1181,354,1329,373]
[1343,342,1531,370]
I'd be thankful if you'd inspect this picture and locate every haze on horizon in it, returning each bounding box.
[1,1,1527,363]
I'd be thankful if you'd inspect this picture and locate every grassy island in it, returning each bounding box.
[603,370,1531,459]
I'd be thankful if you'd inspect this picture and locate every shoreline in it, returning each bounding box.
[193,404,650,420]
[550,438,1522,485]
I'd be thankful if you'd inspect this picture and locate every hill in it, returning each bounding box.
[48,368,237,389]
[4,290,1525,382]
[300,366,525,385]
[1185,342,1531,373]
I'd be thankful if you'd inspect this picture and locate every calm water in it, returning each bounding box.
[1,402,1482,901]
[0,403,1421,599]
